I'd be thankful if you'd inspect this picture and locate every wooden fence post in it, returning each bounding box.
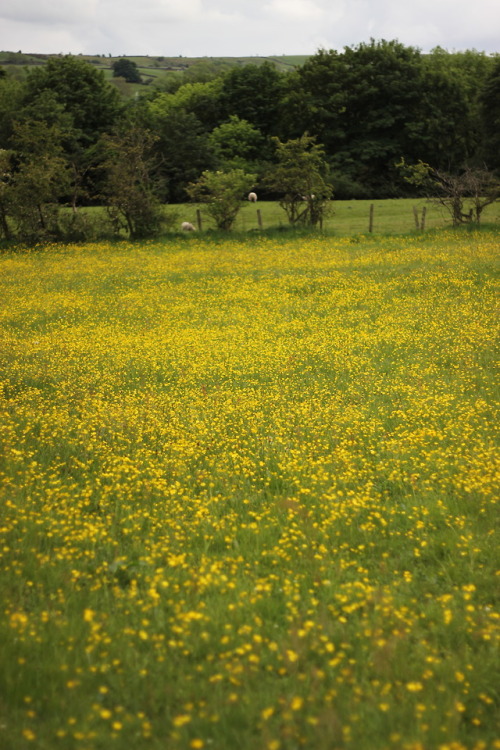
[413,206,420,230]
[420,207,427,232]
[369,203,374,233]
[196,209,202,231]
[257,209,263,229]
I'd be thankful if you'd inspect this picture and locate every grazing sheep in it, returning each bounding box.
[301,194,316,200]
[248,192,258,202]
[181,221,196,231]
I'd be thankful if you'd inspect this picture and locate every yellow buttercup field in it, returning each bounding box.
[0,230,499,750]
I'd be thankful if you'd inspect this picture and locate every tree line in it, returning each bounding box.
[0,40,499,241]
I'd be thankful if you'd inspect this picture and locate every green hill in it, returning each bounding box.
[0,51,309,95]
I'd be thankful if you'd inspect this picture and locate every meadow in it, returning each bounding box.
[0,229,499,750]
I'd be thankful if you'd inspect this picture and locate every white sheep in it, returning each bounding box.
[301,194,316,200]
[248,192,258,202]
[181,221,196,231]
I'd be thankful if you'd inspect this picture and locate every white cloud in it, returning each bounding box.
[266,0,324,21]
[101,0,203,23]
[0,0,498,56]
[1,0,97,25]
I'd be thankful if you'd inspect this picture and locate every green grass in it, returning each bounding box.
[4,197,500,252]
[0,230,498,750]
[173,197,500,235]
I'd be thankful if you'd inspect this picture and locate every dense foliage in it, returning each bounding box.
[0,42,498,240]
[112,58,142,84]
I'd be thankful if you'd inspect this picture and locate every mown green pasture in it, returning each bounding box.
[173,198,500,235]
[54,198,500,241]
[0,230,498,750]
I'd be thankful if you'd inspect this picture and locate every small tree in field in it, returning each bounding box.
[186,169,256,230]
[7,118,71,240]
[100,125,169,239]
[0,149,13,239]
[397,159,500,225]
[264,133,333,227]
[112,59,142,84]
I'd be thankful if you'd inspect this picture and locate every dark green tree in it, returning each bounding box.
[23,56,122,145]
[283,40,486,196]
[299,41,423,195]
[112,59,142,84]
[404,67,476,172]
[0,75,25,149]
[99,124,169,239]
[281,50,346,147]
[218,63,285,137]
[150,108,215,202]
[425,47,495,103]
[417,47,494,169]
[18,56,123,207]
[7,117,71,240]
[479,58,500,171]
[13,89,93,213]
[0,149,13,238]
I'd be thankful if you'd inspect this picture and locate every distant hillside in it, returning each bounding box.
[0,51,309,95]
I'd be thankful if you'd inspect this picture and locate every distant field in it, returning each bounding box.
[0,51,308,89]
[0,230,498,750]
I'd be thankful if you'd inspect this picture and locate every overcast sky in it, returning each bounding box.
[1,0,498,58]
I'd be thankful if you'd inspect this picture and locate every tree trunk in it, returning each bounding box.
[0,205,11,239]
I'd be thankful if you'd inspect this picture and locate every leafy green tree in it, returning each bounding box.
[208,115,264,172]
[425,47,495,106]
[12,89,94,213]
[479,57,500,171]
[0,75,25,149]
[282,42,422,194]
[147,79,226,200]
[281,50,345,147]
[0,149,13,238]
[7,118,71,240]
[112,59,142,84]
[404,67,476,172]
[99,125,169,239]
[218,63,285,137]
[181,60,231,85]
[283,40,486,196]
[18,56,122,207]
[414,47,494,170]
[149,79,224,132]
[23,56,121,145]
[264,134,333,227]
[186,169,256,230]
[149,108,214,202]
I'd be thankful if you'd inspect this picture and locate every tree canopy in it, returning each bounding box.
[0,44,498,240]
[112,59,142,84]
[24,56,122,143]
